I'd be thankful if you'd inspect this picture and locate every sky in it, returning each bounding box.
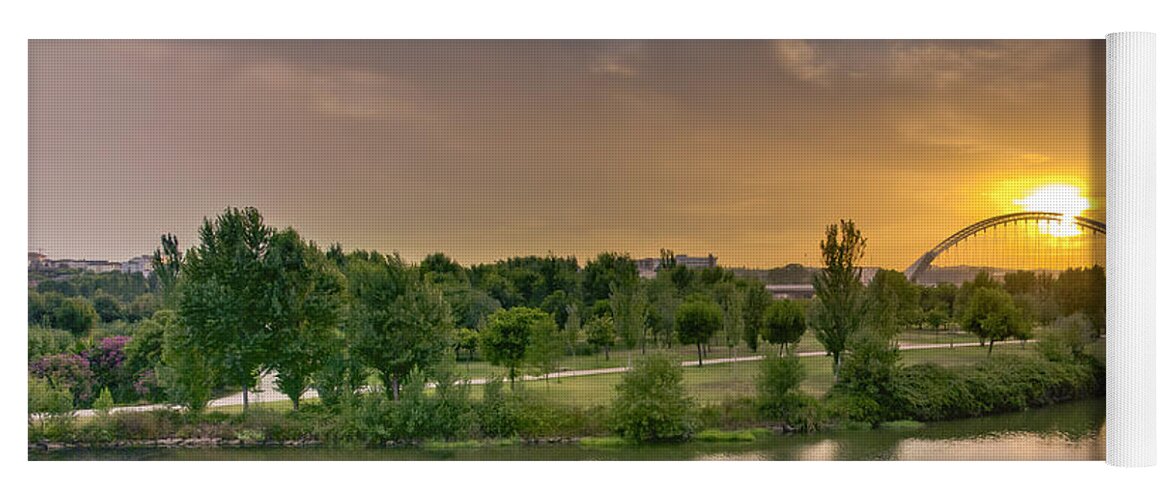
[29,40,1105,269]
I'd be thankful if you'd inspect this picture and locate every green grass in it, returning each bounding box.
[695,429,758,442]
[579,436,630,446]
[879,420,926,430]
[421,437,519,449]
[212,342,1042,414]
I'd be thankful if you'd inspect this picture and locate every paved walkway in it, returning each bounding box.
[56,340,1009,418]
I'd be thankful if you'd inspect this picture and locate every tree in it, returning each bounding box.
[755,353,807,419]
[713,282,744,352]
[563,304,582,356]
[264,230,345,411]
[866,269,921,334]
[609,353,695,442]
[158,317,217,412]
[741,282,771,352]
[178,207,275,411]
[1054,266,1106,337]
[584,315,617,361]
[525,321,566,385]
[91,291,123,323]
[675,299,722,367]
[454,327,480,361]
[53,297,98,336]
[646,275,680,349]
[610,281,650,353]
[1040,313,1095,361]
[346,252,453,400]
[420,252,467,285]
[480,307,556,388]
[808,220,868,380]
[151,233,183,306]
[962,287,1030,355]
[582,252,637,305]
[763,300,806,355]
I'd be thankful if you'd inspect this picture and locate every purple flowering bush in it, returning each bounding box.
[85,336,132,401]
[30,353,96,406]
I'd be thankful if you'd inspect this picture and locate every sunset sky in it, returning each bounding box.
[29,40,1105,269]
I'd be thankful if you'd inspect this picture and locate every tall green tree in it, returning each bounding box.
[961,287,1030,355]
[151,233,183,306]
[865,269,921,336]
[345,251,453,400]
[158,316,217,412]
[480,307,556,388]
[582,252,637,305]
[610,281,650,353]
[808,220,868,380]
[763,300,806,355]
[584,315,617,361]
[264,230,345,410]
[675,299,722,367]
[741,281,771,352]
[178,207,275,411]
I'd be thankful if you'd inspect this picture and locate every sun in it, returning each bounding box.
[1014,184,1090,237]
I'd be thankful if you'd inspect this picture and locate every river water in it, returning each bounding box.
[30,398,1104,461]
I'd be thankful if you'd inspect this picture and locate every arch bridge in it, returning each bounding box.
[904,211,1106,284]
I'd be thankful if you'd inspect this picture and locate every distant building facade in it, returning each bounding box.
[29,253,153,276]
[636,253,718,278]
[121,255,154,277]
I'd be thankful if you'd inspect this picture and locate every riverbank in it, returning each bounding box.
[30,341,1103,456]
[30,398,1106,461]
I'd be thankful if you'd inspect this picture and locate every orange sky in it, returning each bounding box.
[29,40,1105,269]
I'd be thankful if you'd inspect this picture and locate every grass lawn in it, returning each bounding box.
[213,338,1065,414]
[457,342,1038,408]
[445,329,981,382]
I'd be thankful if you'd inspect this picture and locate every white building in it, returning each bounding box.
[121,255,154,277]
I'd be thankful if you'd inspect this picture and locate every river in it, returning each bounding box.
[30,398,1105,461]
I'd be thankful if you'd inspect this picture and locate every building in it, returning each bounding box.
[635,253,718,278]
[121,255,154,277]
[47,259,123,273]
[28,252,47,269]
[766,284,816,300]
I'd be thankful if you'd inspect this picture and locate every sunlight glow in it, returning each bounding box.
[1014,184,1090,237]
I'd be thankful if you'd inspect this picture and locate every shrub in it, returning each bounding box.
[85,336,132,402]
[755,354,806,418]
[29,353,95,407]
[28,326,75,361]
[476,377,516,438]
[885,355,1104,422]
[609,353,695,442]
[93,387,115,415]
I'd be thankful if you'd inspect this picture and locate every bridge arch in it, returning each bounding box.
[904,211,1105,284]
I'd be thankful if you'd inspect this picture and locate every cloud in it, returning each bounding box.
[236,60,434,121]
[772,40,834,85]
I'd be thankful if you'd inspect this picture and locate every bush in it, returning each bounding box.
[477,377,516,438]
[28,326,76,361]
[29,353,95,407]
[884,355,1104,422]
[609,353,695,442]
[93,387,114,415]
[85,336,132,402]
[755,354,805,417]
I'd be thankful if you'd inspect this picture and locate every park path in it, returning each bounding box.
[58,340,1005,418]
